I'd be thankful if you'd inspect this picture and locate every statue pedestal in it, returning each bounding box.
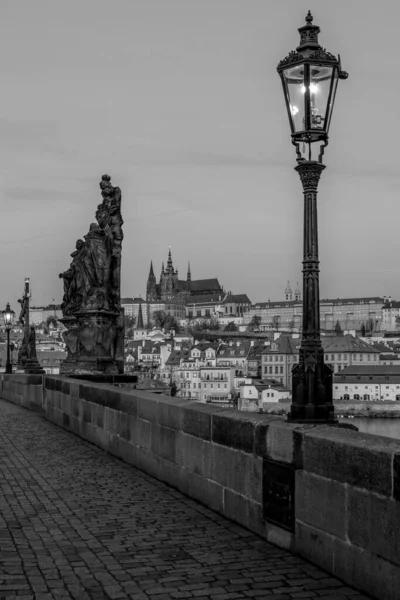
[60,311,121,376]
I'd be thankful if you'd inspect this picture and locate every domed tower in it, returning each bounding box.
[285,281,293,301]
[146,261,158,301]
[295,282,301,302]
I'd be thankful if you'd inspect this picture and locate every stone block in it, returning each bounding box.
[182,403,226,440]
[82,401,92,424]
[295,520,335,575]
[393,452,400,501]
[96,405,105,428]
[134,418,152,450]
[224,489,250,530]
[181,469,224,514]
[118,413,132,442]
[118,394,138,416]
[175,432,213,478]
[211,444,262,502]
[333,534,400,600]
[158,456,182,491]
[212,412,258,454]
[62,412,70,429]
[151,424,176,462]
[302,427,400,497]
[157,398,187,430]
[347,486,400,566]
[136,447,160,479]
[266,421,305,466]
[137,394,159,422]
[295,471,346,540]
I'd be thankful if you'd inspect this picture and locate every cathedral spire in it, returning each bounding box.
[167,246,173,272]
[187,261,191,283]
[136,302,144,329]
[161,262,165,275]
[149,260,155,278]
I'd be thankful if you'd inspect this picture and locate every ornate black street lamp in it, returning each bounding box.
[277,12,348,422]
[3,303,15,374]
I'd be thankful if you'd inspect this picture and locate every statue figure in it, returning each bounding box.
[59,239,86,315]
[18,295,28,325]
[27,326,38,360]
[59,174,124,375]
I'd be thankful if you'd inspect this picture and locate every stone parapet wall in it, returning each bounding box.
[1,373,400,600]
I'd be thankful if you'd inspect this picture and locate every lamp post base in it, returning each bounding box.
[288,359,336,424]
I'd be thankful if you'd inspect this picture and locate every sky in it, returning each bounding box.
[0,0,399,308]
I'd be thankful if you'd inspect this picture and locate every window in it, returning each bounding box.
[269,366,273,374]
[275,356,278,362]
[275,366,279,374]
[386,386,389,389]
[280,366,283,374]
[344,354,348,360]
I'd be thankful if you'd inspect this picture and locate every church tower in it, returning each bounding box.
[187,262,191,284]
[146,261,157,301]
[285,281,293,301]
[295,282,301,302]
[136,302,145,329]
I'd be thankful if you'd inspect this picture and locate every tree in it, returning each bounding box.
[151,310,167,328]
[247,315,261,332]
[334,320,343,335]
[224,321,238,332]
[124,314,136,339]
[164,315,180,333]
[366,318,374,334]
[361,323,366,337]
[271,315,281,331]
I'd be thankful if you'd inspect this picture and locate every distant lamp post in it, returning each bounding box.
[3,303,15,374]
[277,12,348,422]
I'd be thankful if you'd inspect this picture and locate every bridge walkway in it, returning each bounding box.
[0,399,370,600]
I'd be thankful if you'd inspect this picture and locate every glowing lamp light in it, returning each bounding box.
[2,303,15,331]
[276,11,348,155]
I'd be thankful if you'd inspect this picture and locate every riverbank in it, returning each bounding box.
[262,400,400,419]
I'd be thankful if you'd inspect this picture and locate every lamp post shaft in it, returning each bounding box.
[288,161,335,423]
[6,328,12,374]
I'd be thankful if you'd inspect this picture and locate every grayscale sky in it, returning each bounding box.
[0,0,398,307]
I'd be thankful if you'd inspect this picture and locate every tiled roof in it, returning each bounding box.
[121,297,146,304]
[382,301,400,309]
[322,335,379,353]
[223,294,251,304]
[165,349,189,366]
[189,279,222,292]
[136,377,170,390]
[253,297,384,308]
[336,365,400,376]
[217,343,251,358]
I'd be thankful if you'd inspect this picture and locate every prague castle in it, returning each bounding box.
[146,248,223,304]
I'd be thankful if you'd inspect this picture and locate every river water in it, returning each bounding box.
[340,417,400,441]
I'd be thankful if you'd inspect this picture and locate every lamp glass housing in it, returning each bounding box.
[281,62,338,138]
[3,304,14,331]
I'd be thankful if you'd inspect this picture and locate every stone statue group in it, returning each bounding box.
[59,175,123,316]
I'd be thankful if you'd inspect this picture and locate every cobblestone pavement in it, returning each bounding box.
[0,400,371,600]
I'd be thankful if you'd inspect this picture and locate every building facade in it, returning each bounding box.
[333,365,400,401]
[245,294,385,332]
